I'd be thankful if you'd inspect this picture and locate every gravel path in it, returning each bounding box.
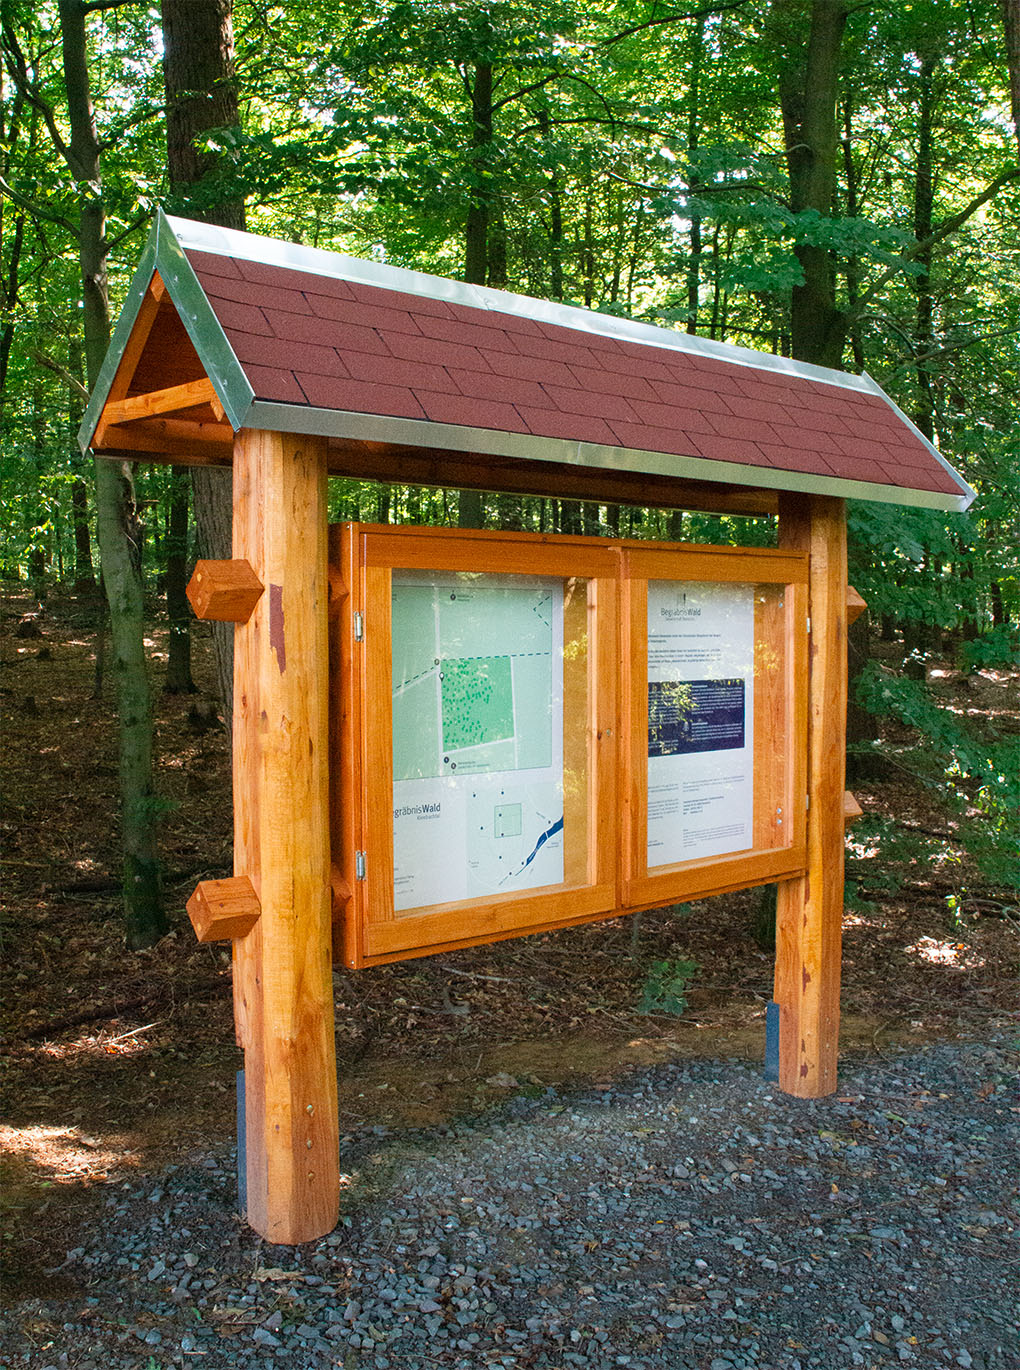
[4,1034,1017,1370]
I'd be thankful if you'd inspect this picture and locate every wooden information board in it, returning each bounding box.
[329,523,808,968]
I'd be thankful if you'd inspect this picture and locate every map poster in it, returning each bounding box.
[391,571,565,911]
[646,581,755,866]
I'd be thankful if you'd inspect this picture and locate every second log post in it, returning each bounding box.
[231,427,340,1242]
[774,492,848,1098]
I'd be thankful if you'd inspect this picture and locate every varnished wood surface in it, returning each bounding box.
[186,558,264,623]
[231,428,339,1244]
[325,440,778,516]
[187,876,261,942]
[101,376,220,426]
[846,585,867,625]
[620,544,808,910]
[774,493,848,1099]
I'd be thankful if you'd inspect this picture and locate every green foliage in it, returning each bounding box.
[959,629,1020,671]
[854,667,1020,891]
[637,956,699,1016]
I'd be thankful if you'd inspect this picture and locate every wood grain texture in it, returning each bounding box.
[187,876,260,941]
[843,790,863,825]
[92,417,233,462]
[752,586,786,851]
[561,579,589,887]
[774,493,848,1099]
[620,545,808,910]
[325,439,778,516]
[186,558,264,623]
[90,273,165,447]
[231,427,339,1244]
[336,525,620,967]
[846,585,867,625]
[101,376,218,426]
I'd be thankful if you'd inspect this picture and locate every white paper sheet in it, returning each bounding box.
[646,580,755,865]
[391,572,565,910]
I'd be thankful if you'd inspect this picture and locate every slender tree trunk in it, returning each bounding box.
[165,467,196,692]
[161,0,246,720]
[774,0,850,366]
[538,107,564,300]
[59,0,166,946]
[840,93,865,371]
[465,60,493,287]
[457,60,495,529]
[1003,0,1020,157]
[912,53,937,443]
[685,16,706,334]
[67,331,96,590]
[71,476,94,589]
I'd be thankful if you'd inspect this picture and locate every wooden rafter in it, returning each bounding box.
[101,376,224,428]
[93,416,233,463]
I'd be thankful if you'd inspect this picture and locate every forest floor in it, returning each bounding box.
[1,585,1018,1307]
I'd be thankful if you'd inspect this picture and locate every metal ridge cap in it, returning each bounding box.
[244,401,973,513]
[165,214,877,397]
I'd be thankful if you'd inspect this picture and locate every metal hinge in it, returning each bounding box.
[806,615,811,635]
[355,850,366,880]
[353,611,364,641]
[806,793,811,812]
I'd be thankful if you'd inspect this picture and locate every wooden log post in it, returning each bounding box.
[231,428,339,1242]
[774,493,848,1097]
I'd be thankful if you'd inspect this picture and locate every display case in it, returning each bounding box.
[330,525,808,967]
[622,544,809,908]
[330,524,619,966]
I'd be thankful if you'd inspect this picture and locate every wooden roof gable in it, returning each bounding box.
[81,212,974,514]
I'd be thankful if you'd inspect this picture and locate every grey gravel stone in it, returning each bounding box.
[3,1034,1017,1370]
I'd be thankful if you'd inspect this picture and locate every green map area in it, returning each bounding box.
[392,580,555,781]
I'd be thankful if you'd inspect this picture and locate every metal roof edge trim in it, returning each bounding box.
[152,212,253,430]
[78,222,160,451]
[166,215,874,397]
[245,401,972,514]
[78,210,254,450]
[859,371,976,510]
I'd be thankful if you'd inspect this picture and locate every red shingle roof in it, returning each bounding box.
[183,247,962,501]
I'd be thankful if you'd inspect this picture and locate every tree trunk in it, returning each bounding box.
[685,16,706,334]
[1003,0,1020,157]
[464,61,493,287]
[912,53,936,442]
[67,331,96,590]
[160,0,246,720]
[457,59,495,529]
[165,466,196,693]
[59,0,166,946]
[840,92,865,371]
[775,0,850,367]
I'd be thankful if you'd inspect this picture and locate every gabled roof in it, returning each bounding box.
[81,211,974,513]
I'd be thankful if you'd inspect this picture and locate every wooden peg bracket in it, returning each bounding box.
[187,876,261,942]
[846,585,867,625]
[843,791,863,826]
[187,558,265,623]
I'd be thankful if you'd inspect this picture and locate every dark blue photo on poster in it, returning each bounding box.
[648,678,746,756]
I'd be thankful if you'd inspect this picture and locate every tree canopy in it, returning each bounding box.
[2,0,1018,936]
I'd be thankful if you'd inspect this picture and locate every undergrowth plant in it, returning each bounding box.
[852,665,1020,894]
[637,957,699,1016]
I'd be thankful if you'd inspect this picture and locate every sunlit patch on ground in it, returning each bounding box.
[32,1021,164,1061]
[905,935,987,970]
[0,1123,136,1184]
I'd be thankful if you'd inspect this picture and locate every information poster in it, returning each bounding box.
[391,572,565,910]
[646,580,755,865]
